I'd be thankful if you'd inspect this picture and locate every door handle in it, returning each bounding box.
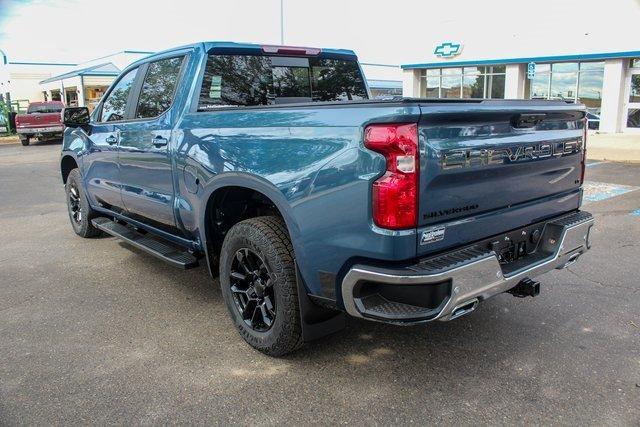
[105,135,117,145]
[152,135,168,148]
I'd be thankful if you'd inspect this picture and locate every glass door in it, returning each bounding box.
[624,58,640,132]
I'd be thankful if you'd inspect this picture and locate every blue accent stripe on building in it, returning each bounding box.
[401,50,640,69]
[360,62,400,68]
[9,61,78,66]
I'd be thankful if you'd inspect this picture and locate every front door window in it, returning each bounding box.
[100,67,138,122]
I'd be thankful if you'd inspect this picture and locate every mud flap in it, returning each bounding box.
[295,261,346,342]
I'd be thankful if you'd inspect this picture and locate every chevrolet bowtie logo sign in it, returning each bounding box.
[434,42,463,58]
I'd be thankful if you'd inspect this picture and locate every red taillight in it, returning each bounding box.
[581,117,587,184]
[364,123,419,229]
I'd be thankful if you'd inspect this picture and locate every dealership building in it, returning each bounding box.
[0,50,153,113]
[402,44,640,133]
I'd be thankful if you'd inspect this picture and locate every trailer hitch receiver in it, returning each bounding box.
[507,278,540,298]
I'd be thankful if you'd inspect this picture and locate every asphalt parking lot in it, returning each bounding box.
[1,141,639,425]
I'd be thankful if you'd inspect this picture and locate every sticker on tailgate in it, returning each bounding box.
[420,226,446,245]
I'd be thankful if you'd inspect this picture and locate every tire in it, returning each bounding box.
[219,216,303,356]
[65,169,101,238]
[20,136,30,146]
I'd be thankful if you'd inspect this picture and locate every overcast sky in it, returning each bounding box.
[1,0,639,65]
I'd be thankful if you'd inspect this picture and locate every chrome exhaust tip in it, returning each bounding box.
[450,298,479,320]
[557,252,581,270]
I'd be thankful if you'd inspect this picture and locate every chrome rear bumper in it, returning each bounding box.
[341,211,594,323]
[16,126,63,134]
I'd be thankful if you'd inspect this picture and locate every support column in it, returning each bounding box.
[599,59,627,133]
[505,64,526,99]
[78,76,86,107]
[402,69,421,98]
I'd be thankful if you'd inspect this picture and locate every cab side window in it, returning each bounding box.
[135,56,185,119]
[100,67,138,122]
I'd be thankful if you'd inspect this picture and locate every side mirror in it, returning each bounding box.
[62,107,90,127]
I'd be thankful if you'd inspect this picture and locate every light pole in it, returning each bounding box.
[280,0,284,44]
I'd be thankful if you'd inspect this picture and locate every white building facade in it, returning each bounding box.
[402,48,640,134]
[0,51,152,112]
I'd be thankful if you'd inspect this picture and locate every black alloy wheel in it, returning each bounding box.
[65,168,101,238]
[229,248,276,332]
[219,216,302,356]
[68,182,82,225]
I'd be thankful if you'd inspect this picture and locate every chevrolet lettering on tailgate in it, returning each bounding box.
[440,139,583,170]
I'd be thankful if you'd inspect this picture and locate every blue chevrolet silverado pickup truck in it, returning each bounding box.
[60,41,594,356]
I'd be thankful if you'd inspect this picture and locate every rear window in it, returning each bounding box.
[198,54,368,110]
[27,103,63,114]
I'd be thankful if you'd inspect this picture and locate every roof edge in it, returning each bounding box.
[204,41,356,57]
[39,62,120,84]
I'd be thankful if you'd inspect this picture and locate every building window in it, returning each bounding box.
[629,75,640,103]
[441,68,462,98]
[627,60,640,129]
[462,67,484,98]
[628,109,640,128]
[420,65,505,99]
[424,69,440,97]
[578,62,604,114]
[528,61,604,116]
[529,64,550,99]
[489,68,506,99]
[550,62,578,100]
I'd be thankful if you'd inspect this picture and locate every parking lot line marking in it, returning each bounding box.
[582,181,640,204]
[585,161,605,168]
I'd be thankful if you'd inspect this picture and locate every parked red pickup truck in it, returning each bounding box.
[15,101,65,146]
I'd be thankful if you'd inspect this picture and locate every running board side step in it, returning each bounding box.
[91,217,199,269]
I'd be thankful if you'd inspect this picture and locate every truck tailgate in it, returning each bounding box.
[417,100,585,255]
[17,112,62,128]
